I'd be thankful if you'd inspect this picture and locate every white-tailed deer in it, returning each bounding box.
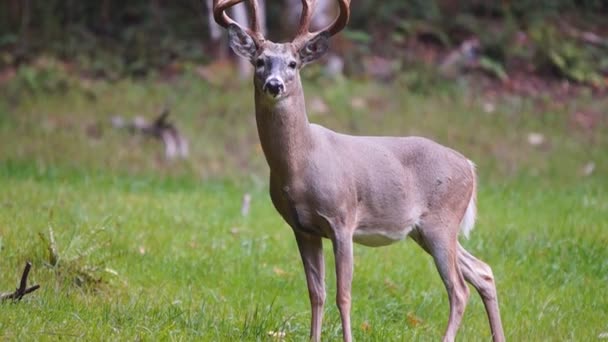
[211,1,505,341]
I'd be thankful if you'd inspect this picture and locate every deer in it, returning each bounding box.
[210,1,505,341]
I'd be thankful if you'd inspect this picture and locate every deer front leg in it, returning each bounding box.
[295,231,326,342]
[332,233,354,342]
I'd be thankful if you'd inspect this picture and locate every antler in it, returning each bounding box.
[292,0,351,48]
[212,0,265,45]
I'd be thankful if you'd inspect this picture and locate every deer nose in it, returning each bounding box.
[264,78,284,96]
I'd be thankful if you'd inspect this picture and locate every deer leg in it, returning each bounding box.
[295,231,326,342]
[332,232,354,342]
[411,227,470,342]
[457,243,505,342]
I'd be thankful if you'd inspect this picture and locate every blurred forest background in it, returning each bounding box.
[1,0,607,181]
[1,0,608,85]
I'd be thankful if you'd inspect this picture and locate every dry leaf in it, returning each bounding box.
[241,193,252,216]
[267,330,286,340]
[350,97,367,110]
[104,268,119,276]
[273,267,288,277]
[406,312,424,327]
[361,321,372,333]
[483,102,496,113]
[581,162,595,176]
[384,278,398,292]
[527,132,545,146]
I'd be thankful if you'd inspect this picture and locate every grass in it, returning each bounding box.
[0,66,607,341]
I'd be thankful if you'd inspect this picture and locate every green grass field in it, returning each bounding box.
[1,68,607,341]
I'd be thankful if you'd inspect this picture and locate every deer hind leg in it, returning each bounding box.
[410,224,470,342]
[457,243,505,342]
[331,232,354,342]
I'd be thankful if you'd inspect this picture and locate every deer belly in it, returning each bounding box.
[353,226,412,247]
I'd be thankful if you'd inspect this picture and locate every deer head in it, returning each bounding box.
[213,0,350,100]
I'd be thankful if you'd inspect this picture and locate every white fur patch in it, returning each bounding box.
[353,228,410,247]
[265,75,284,86]
[460,160,477,238]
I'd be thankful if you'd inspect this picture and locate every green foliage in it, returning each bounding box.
[505,0,607,21]
[396,20,451,47]
[396,63,450,95]
[5,57,72,97]
[387,0,441,21]
[0,0,208,77]
[351,0,441,29]
[1,0,607,85]
[530,25,604,86]
[478,56,509,82]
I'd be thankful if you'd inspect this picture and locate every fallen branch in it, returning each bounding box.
[439,38,483,78]
[111,108,189,159]
[1,261,41,302]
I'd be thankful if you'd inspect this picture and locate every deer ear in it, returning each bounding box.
[299,31,330,65]
[227,24,258,62]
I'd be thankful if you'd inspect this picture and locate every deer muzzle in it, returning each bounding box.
[263,77,285,97]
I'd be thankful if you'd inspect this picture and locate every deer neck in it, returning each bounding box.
[254,80,313,180]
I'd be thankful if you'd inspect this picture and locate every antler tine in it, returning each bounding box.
[247,0,261,35]
[324,0,350,37]
[292,0,350,47]
[212,0,264,43]
[295,0,316,38]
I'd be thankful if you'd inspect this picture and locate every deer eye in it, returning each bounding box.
[256,59,264,68]
[288,61,297,69]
